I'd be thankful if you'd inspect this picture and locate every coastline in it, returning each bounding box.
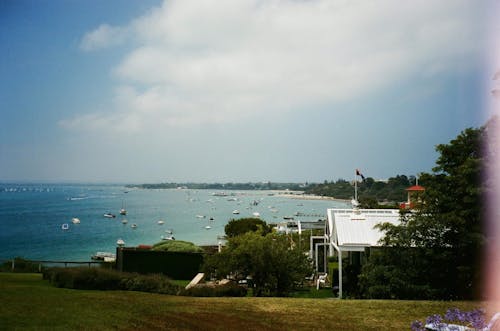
[276,192,350,203]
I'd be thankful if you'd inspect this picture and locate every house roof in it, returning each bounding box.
[406,185,425,191]
[327,208,400,251]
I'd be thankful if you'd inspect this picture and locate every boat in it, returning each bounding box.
[61,223,69,230]
[116,238,125,246]
[158,220,165,225]
[121,219,128,224]
[232,210,240,215]
[161,235,175,240]
[196,215,206,219]
[120,200,127,215]
[71,218,80,224]
[131,223,137,229]
[252,212,260,217]
[103,213,116,218]
[91,252,116,261]
[165,229,173,234]
[205,225,212,229]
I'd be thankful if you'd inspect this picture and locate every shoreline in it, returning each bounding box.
[276,193,350,203]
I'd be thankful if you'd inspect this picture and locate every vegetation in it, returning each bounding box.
[179,283,247,297]
[151,240,204,253]
[358,125,486,300]
[127,182,308,191]
[204,231,312,297]
[305,175,416,204]
[224,217,271,238]
[0,273,484,331]
[43,267,181,294]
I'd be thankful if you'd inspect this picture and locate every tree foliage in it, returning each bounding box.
[224,218,271,238]
[203,231,312,297]
[359,125,487,299]
[305,175,415,203]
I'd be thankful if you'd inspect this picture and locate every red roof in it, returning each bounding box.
[406,185,425,191]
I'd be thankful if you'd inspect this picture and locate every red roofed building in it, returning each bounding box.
[400,185,425,209]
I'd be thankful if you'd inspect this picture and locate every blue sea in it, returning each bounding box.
[0,183,348,261]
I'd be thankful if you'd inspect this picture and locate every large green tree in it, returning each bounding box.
[224,218,271,238]
[359,125,487,299]
[203,231,312,297]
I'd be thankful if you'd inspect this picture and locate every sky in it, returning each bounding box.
[0,0,497,184]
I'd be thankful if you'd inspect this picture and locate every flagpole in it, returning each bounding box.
[354,169,358,202]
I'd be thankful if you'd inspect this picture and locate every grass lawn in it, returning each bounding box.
[0,273,485,330]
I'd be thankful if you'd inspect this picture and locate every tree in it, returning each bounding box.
[359,125,486,299]
[224,218,271,238]
[203,231,312,297]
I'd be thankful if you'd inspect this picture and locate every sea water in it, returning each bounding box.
[0,183,349,261]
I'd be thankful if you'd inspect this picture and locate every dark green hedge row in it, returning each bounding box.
[179,283,247,297]
[43,267,181,294]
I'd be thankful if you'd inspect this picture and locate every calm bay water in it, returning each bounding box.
[0,183,348,261]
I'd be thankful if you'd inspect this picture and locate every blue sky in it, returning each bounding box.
[0,0,496,183]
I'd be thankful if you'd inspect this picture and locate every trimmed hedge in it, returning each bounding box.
[179,283,247,297]
[43,267,181,294]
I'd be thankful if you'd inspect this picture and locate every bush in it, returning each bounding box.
[180,283,247,297]
[43,267,181,294]
[1,257,41,273]
[151,240,204,253]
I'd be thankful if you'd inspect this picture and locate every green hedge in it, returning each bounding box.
[179,283,247,297]
[43,267,181,294]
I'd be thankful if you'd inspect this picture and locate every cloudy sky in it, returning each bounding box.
[0,0,497,183]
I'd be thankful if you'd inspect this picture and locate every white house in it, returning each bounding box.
[315,208,401,298]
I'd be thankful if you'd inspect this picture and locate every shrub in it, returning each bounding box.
[180,283,247,297]
[1,257,41,273]
[151,240,204,253]
[43,267,181,294]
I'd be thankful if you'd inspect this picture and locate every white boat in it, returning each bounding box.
[103,213,116,218]
[71,218,80,224]
[196,215,206,219]
[158,220,165,225]
[165,229,173,234]
[91,252,116,261]
[121,219,128,224]
[120,208,127,215]
[116,238,125,246]
[232,210,240,215]
[61,223,69,230]
[205,225,212,230]
[131,223,137,229]
[161,235,175,241]
[252,212,260,217]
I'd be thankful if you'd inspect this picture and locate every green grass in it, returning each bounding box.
[0,273,485,330]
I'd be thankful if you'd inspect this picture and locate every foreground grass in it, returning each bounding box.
[0,273,484,331]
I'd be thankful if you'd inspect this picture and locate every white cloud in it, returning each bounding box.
[79,24,129,51]
[66,0,486,132]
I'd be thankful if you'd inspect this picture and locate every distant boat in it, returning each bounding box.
[61,223,69,230]
[232,210,240,215]
[91,252,116,261]
[121,219,128,224]
[158,220,165,225]
[205,225,212,230]
[120,200,127,215]
[116,238,125,246]
[103,213,116,218]
[196,215,206,219]
[252,212,260,217]
[71,218,80,224]
[131,223,137,229]
[161,235,175,241]
[165,229,173,234]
